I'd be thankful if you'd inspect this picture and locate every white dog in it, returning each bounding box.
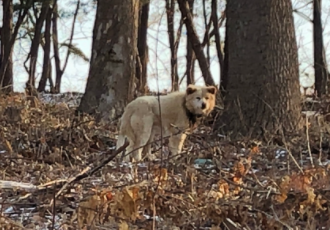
[116,84,217,162]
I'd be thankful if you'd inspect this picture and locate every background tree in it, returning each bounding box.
[211,0,224,89]
[136,1,150,94]
[0,0,14,92]
[313,0,329,96]
[25,1,50,93]
[78,0,139,121]
[54,0,80,93]
[219,0,303,140]
[177,0,215,86]
[166,0,183,91]
[37,3,54,92]
[186,0,195,85]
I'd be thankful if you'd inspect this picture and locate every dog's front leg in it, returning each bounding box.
[168,133,187,161]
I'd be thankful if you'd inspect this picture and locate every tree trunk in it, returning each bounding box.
[52,0,62,93]
[38,6,53,92]
[221,18,229,94]
[166,0,179,91]
[77,0,139,122]
[313,0,329,97]
[219,0,303,140]
[27,1,50,91]
[0,0,13,93]
[136,2,149,94]
[202,0,210,65]
[211,0,224,90]
[186,0,195,85]
[0,1,28,92]
[177,0,215,86]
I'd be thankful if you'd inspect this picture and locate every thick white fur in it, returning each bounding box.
[116,84,217,162]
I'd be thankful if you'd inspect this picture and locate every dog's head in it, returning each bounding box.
[184,84,217,116]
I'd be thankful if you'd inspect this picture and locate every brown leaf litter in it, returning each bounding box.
[0,92,330,229]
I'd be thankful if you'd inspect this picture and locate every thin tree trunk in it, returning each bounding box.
[313,0,329,96]
[52,0,80,93]
[186,0,195,85]
[78,0,139,121]
[202,12,225,48]
[211,0,224,90]
[202,0,210,64]
[0,0,13,93]
[166,0,180,91]
[136,2,149,94]
[52,0,62,93]
[221,10,229,94]
[0,1,29,91]
[38,6,53,92]
[27,1,50,92]
[177,0,215,86]
[221,30,228,95]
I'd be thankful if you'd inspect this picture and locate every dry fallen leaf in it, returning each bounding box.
[77,189,113,229]
[118,220,129,230]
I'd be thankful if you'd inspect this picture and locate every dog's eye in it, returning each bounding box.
[205,97,209,100]
[196,97,201,100]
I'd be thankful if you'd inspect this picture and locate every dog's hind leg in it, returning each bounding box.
[116,134,128,161]
[129,113,154,162]
[142,128,156,161]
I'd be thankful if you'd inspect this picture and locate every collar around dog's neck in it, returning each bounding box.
[183,99,203,128]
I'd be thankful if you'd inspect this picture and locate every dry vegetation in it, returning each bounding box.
[1,93,330,230]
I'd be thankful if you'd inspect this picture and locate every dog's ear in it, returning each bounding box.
[206,86,217,95]
[186,85,197,95]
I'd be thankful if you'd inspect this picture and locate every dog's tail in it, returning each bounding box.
[116,109,135,150]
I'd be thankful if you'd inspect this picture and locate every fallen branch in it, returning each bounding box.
[0,180,42,192]
[0,140,129,206]
[48,140,129,206]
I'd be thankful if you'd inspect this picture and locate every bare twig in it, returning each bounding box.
[48,140,129,206]
[305,115,314,167]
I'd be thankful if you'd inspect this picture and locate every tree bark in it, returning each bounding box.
[52,0,62,93]
[0,1,29,93]
[313,0,329,97]
[166,0,180,91]
[221,11,229,94]
[177,0,215,86]
[38,6,53,92]
[27,1,50,91]
[136,2,149,94]
[77,0,139,122]
[202,0,210,65]
[219,0,303,140]
[211,0,224,90]
[0,0,13,93]
[186,0,195,85]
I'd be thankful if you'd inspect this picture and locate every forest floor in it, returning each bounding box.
[0,92,330,230]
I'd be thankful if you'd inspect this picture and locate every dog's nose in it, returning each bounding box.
[201,102,206,109]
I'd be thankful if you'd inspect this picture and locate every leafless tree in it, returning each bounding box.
[166,0,183,91]
[186,0,195,85]
[177,0,215,86]
[25,1,50,94]
[0,0,13,93]
[136,1,150,94]
[52,0,80,93]
[211,0,224,90]
[38,5,54,92]
[78,0,139,121]
[313,0,329,96]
